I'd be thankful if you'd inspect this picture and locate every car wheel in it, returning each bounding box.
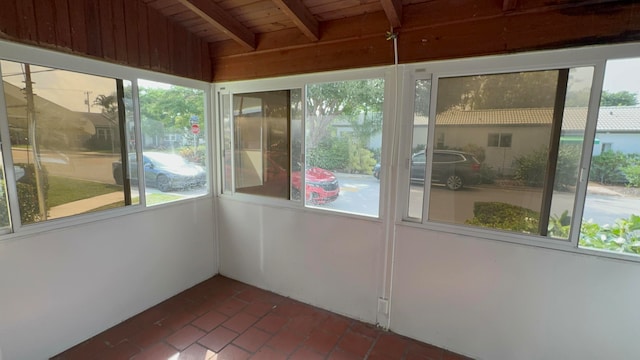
[308,192,319,204]
[446,174,463,191]
[156,174,171,192]
[113,168,123,185]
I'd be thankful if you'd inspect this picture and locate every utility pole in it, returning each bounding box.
[24,64,47,221]
[84,91,92,112]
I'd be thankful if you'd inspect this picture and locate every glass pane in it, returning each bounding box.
[290,89,303,201]
[233,90,290,199]
[138,80,207,206]
[1,60,130,223]
[220,93,232,193]
[429,69,588,236]
[581,57,640,255]
[407,79,431,220]
[305,79,384,217]
[547,67,593,239]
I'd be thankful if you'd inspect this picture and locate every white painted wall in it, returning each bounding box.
[216,198,384,323]
[592,133,640,156]
[390,226,640,360]
[0,199,216,360]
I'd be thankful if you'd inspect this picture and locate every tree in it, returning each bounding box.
[600,90,638,106]
[93,93,117,117]
[436,70,559,113]
[138,86,205,132]
[306,79,384,149]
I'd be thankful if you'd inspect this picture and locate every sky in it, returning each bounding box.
[603,58,640,97]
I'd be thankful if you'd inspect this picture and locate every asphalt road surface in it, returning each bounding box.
[316,173,639,228]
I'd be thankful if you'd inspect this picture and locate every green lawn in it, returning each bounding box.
[87,194,185,212]
[47,176,123,208]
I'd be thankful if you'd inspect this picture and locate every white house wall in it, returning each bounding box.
[0,199,216,360]
[592,133,640,156]
[390,226,640,360]
[435,126,552,176]
[216,197,384,323]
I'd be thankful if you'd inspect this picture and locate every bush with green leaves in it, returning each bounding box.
[622,165,640,187]
[307,137,350,171]
[466,202,540,233]
[513,148,548,187]
[554,145,581,190]
[0,164,49,225]
[580,215,640,255]
[589,150,629,184]
[513,146,582,190]
[467,200,640,256]
[347,146,377,174]
[179,145,206,166]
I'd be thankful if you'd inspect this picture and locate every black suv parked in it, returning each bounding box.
[410,150,481,190]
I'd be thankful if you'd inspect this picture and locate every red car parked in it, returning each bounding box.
[291,167,340,204]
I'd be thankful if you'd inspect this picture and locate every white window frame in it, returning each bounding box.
[214,66,391,221]
[0,40,212,238]
[396,42,640,262]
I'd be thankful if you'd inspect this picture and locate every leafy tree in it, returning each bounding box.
[93,93,118,117]
[436,70,559,113]
[306,79,384,149]
[600,90,638,106]
[138,86,205,133]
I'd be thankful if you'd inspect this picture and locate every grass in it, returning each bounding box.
[87,193,184,212]
[47,176,123,208]
[44,175,186,211]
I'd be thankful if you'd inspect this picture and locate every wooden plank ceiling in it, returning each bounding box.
[141,0,640,81]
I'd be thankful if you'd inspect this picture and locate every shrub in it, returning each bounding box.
[554,145,581,190]
[179,146,206,166]
[513,148,547,187]
[466,202,539,233]
[579,215,640,255]
[307,137,350,170]
[346,146,377,174]
[589,150,628,184]
[0,164,49,225]
[622,165,640,187]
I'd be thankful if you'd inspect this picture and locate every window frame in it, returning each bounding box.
[0,40,212,238]
[214,66,391,220]
[397,42,640,262]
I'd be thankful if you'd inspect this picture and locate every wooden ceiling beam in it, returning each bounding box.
[175,0,256,50]
[271,0,319,41]
[380,0,402,28]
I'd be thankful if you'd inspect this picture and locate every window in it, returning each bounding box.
[232,90,293,199]
[305,79,384,217]
[220,77,384,218]
[488,133,512,148]
[0,60,134,225]
[137,80,208,206]
[407,67,595,241]
[580,57,640,256]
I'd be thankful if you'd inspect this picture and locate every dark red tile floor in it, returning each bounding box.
[52,276,472,360]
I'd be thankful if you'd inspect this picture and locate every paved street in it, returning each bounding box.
[315,173,639,228]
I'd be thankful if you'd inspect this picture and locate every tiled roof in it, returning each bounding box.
[432,106,640,132]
